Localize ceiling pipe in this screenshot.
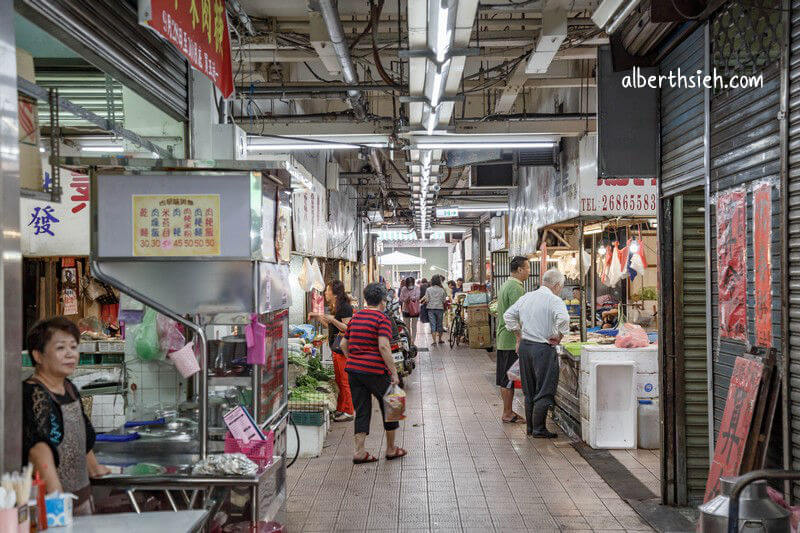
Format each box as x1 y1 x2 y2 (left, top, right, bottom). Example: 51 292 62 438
236 84 393 94
478 0 542 10
227 0 257 35
315 0 368 120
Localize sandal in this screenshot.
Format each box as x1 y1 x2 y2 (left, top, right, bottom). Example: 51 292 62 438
385 447 408 460
353 453 379 464
502 414 524 424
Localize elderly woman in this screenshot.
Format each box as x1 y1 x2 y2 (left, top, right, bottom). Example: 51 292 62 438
23 317 109 515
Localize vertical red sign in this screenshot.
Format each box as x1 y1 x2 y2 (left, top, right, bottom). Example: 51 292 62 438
141 0 234 98
704 356 764 502
716 188 747 341
753 183 772 348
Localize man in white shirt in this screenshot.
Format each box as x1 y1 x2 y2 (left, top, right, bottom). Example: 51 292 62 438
503 268 571 437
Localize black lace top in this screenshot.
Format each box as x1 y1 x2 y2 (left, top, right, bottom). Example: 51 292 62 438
22 379 96 467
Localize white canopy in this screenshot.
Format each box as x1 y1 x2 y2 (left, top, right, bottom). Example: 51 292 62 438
377 251 427 266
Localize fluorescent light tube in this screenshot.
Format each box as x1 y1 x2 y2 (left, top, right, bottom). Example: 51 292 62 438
416 141 555 150
81 146 124 152
247 143 360 151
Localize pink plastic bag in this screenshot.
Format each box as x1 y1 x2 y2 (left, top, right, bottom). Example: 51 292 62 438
157 314 186 354
614 323 650 349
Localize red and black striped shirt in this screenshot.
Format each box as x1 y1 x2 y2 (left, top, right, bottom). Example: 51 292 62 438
344 308 393 375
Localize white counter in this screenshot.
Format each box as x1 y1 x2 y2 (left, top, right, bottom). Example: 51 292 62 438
61 510 208 532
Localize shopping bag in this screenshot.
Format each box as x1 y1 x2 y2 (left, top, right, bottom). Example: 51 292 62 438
383 384 407 422
506 359 521 383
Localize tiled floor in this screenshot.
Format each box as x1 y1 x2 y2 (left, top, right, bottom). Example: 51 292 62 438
609 449 661 497
285 338 654 532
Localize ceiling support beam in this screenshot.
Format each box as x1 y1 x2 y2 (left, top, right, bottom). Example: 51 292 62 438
526 2 567 74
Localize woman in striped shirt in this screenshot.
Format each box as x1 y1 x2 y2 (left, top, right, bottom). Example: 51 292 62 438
340 282 408 464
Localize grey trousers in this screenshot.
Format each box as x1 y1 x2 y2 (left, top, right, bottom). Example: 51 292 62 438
518 340 560 434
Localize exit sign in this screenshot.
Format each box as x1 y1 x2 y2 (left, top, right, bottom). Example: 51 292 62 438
436 208 458 218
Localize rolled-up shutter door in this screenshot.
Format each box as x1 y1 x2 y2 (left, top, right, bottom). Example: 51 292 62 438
660 27 705 196
788 0 800 499
709 64 781 433
15 0 189 121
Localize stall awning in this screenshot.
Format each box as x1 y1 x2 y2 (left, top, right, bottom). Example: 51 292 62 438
377 251 427 266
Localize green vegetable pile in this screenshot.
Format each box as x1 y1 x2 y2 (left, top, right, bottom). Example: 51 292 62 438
288 353 309 367
307 356 334 381
289 385 320 402
295 374 320 389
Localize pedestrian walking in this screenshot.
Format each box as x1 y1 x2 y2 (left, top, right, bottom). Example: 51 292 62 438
421 275 447 345
340 283 408 463
495 256 530 424
419 278 430 333
398 277 420 342
503 269 570 438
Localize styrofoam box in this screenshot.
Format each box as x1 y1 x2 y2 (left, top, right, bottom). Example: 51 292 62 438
79 342 97 353
580 344 658 373
588 361 637 449
636 373 659 398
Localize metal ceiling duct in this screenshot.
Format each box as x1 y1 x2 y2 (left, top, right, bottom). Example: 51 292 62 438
315 0 367 120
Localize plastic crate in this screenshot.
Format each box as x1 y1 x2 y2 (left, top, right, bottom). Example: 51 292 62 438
79 354 95 365
79 342 97 353
290 410 326 427
224 431 274 468
21 352 33 367
98 353 124 365
97 341 125 353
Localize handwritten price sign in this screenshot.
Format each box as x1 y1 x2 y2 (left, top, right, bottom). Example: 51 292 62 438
132 194 221 256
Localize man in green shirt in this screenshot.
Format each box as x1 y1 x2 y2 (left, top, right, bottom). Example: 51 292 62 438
495 255 530 423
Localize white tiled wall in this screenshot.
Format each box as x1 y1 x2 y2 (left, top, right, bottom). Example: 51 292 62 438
125 348 185 417
91 394 126 432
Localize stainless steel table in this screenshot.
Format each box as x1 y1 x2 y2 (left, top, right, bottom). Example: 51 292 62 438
62 510 208 532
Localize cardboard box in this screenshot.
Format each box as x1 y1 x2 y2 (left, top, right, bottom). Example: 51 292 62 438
17 49 42 191
468 325 492 349
465 305 490 326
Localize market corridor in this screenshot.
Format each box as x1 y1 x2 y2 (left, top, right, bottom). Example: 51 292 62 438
285 340 654 532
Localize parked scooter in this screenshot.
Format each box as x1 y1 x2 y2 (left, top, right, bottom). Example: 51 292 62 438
384 297 417 387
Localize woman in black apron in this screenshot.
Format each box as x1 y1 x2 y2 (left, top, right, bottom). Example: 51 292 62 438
23 317 109 515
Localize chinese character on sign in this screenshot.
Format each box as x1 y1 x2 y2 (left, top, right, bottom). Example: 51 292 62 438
70 174 89 213
28 206 60 236
189 0 199 28
214 0 224 53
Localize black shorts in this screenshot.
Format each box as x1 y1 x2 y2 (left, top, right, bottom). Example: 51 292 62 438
496 349 518 387
347 371 401 435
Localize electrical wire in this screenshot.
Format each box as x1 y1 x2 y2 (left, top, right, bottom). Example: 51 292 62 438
370 0 405 89
303 62 335 83
287 416 300 468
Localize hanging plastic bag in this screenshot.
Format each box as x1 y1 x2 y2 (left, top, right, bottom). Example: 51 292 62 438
383 384 407 422
506 359 521 383
614 323 650 349
156 314 185 354
310 259 325 292
297 258 312 292
134 308 165 361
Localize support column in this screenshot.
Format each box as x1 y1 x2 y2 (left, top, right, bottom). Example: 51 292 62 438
1 0 22 471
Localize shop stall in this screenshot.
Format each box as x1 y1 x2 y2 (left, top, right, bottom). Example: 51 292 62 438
64 159 293 529
509 136 661 447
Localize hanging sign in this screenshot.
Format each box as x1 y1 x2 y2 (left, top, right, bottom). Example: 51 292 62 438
132 194 221 256
21 169 90 256
704 356 764 502
716 187 747 341
753 183 772 348
139 0 235 98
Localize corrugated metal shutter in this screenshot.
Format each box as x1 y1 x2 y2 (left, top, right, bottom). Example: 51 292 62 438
660 28 705 196
517 147 557 166
490 251 540 298
788 0 800 497
675 191 710 506
709 64 781 433
16 0 189 121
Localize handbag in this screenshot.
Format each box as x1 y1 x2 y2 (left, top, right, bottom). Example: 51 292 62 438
404 298 420 317
331 332 344 354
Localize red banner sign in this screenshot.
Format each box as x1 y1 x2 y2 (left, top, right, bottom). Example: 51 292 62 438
704 356 763 502
753 183 772 348
716 188 747 341
141 0 234 98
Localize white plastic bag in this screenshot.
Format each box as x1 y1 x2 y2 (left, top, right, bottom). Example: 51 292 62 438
297 258 312 292
310 259 325 292
506 359 521 384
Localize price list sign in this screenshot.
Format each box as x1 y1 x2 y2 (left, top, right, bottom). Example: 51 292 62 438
132 194 221 256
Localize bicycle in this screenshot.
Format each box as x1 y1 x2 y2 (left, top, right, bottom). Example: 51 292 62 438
449 301 468 348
